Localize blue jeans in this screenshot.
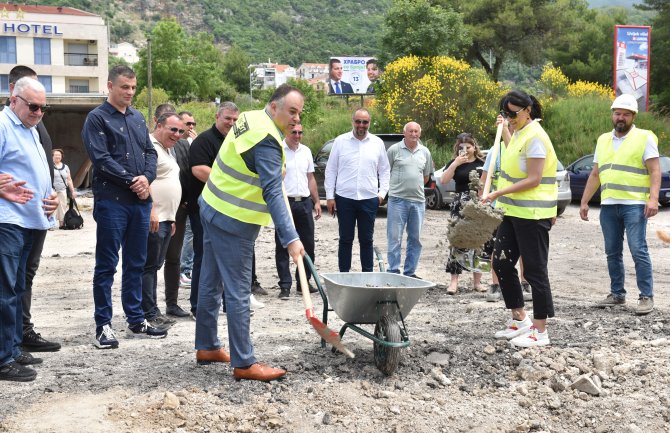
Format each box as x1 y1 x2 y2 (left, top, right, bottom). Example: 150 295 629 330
180 218 194 273
599 204 653 298
195 202 259 368
0 224 32 366
335 195 379 272
92 200 151 330
142 221 173 320
386 196 425 275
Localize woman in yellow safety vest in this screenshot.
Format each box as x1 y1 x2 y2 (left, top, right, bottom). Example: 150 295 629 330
483 90 558 348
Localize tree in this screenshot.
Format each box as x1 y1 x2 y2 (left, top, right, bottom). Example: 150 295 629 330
222 45 252 94
379 0 470 64
637 0 670 110
447 0 592 82
134 19 231 101
545 8 628 86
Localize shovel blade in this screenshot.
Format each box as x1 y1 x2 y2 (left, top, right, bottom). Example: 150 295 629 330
306 310 355 358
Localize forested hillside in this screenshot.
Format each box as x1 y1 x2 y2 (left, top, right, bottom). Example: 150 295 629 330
36 0 391 64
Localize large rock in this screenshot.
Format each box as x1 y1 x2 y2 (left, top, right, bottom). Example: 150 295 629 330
570 374 601 396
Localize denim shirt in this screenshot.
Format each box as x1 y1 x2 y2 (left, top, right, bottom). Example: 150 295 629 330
0 108 53 229
81 101 157 203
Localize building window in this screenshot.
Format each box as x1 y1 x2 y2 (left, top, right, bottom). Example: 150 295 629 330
0 36 17 63
38 76 52 93
34 38 51 65
69 79 89 93
0 74 8 92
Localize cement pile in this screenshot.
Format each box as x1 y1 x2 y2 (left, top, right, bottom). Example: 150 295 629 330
447 197 503 249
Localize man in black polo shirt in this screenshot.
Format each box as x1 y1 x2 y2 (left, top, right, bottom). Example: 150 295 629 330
187 102 238 316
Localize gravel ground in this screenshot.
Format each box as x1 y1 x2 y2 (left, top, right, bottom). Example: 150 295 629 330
1 199 670 433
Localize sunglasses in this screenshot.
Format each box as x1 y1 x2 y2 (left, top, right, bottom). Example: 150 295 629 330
186 122 196 127
16 95 49 113
168 127 186 134
354 119 370 125
290 130 303 135
456 132 473 140
500 107 526 119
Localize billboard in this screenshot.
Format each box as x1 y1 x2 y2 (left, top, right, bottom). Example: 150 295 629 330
614 25 651 112
327 57 381 95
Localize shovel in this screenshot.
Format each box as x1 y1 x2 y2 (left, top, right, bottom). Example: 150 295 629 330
282 188 354 358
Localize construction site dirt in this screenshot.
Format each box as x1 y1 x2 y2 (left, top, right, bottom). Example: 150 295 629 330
1 198 670 433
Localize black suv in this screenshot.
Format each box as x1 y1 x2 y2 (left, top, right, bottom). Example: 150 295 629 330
313 133 404 200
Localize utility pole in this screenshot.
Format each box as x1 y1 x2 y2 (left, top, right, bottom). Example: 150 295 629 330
147 36 153 127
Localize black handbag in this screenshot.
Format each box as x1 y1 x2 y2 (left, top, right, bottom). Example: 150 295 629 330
63 197 84 230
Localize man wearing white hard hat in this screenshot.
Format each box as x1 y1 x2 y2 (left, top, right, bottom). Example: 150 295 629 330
579 94 660 315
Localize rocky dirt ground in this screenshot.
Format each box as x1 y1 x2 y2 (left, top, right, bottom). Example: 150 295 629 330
1 198 670 433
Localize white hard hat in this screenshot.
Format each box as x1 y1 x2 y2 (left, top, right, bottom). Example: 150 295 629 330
611 94 638 113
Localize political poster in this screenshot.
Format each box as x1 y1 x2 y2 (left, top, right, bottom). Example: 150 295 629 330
614 25 651 112
326 57 381 95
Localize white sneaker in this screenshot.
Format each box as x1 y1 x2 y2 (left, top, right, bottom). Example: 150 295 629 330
250 294 265 309
510 326 550 348
494 316 532 339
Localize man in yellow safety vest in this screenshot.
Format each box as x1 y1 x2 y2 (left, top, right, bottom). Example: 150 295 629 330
580 93 660 315
194 84 305 381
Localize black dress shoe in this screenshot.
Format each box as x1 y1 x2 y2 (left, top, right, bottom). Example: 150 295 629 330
22 330 61 352
296 284 318 294
166 304 191 318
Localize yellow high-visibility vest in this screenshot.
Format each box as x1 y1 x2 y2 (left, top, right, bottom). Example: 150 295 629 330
202 109 284 226
595 127 656 202
496 121 558 219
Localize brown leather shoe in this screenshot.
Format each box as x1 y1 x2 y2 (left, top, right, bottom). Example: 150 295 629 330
196 348 231 365
233 363 286 382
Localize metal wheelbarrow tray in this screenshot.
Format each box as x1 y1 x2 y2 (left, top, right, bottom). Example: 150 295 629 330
315 269 435 375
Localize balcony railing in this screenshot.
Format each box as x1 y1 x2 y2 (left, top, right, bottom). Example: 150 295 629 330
69 85 90 93
64 53 98 66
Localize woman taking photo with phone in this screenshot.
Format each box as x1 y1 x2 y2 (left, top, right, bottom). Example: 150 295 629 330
441 133 486 295
483 90 557 348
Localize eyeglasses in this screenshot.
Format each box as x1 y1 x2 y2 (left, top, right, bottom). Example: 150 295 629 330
169 127 186 134
16 95 49 113
456 132 473 140
186 122 196 127
290 131 303 135
500 107 526 119
354 119 370 125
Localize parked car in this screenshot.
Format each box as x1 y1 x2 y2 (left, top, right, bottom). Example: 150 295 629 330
425 151 571 217
567 154 670 205
313 133 404 200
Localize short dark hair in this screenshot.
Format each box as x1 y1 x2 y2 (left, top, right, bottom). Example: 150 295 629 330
52 148 65 158
9 65 37 85
366 58 378 67
178 110 193 117
156 112 181 126
155 103 176 118
108 65 136 83
268 84 304 105
329 58 341 70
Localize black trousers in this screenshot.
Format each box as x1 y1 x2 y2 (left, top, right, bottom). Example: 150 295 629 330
275 197 315 290
492 216 554 320
164 205 188 307
22 229 47 334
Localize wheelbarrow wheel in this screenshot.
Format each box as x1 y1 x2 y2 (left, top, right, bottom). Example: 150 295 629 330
373 314 402 376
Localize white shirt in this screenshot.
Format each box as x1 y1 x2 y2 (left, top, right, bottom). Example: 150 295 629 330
283 140 314 198
324 130 391 200
150 134 181 222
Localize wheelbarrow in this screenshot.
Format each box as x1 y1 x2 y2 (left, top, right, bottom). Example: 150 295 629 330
305 250 435 376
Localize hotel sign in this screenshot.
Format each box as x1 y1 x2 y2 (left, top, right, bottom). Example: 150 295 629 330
0 7 63 36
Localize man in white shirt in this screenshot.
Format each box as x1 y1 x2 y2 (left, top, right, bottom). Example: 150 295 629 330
140 112 185 331
276 124 321 299
325 108 390 272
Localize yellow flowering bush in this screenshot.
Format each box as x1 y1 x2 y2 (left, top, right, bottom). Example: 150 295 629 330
540 63 570 97
378 55 506 145
567 80 613 99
